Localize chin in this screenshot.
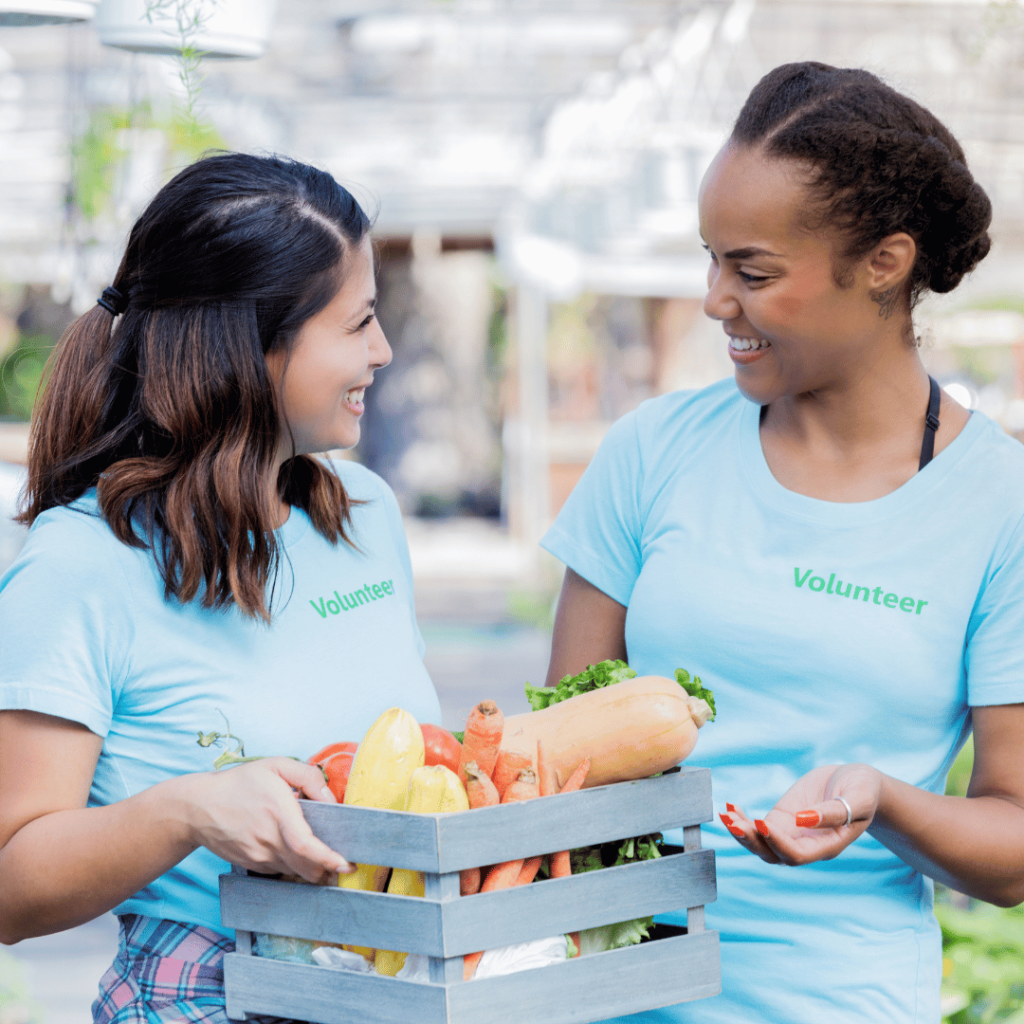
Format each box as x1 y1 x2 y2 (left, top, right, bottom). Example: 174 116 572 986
732 370 776 407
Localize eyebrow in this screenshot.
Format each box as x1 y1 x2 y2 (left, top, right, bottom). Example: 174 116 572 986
723 246 783 260
701 239 784 260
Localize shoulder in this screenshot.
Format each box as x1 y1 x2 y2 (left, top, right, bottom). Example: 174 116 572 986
613 377 746 473
327 458 394 504
628 376 745 436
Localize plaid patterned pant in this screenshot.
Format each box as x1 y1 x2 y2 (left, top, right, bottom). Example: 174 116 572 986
92 914 305 1024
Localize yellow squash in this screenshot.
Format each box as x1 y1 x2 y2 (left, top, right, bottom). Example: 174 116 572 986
339 707 425 960
374 765 469 977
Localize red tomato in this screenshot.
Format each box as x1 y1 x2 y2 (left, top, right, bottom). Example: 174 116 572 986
421 724 462 774
307 740 358 766
319 749 356 803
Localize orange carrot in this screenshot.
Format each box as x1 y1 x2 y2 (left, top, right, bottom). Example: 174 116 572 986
559 758 591 795
461 762 500 897
492 749 533 797
465 766 538 980
517 855 544 886
463 949 485 981
500 766 539 804
550 759 592 880
481 857 525 891
536 740 557 798
458 701 504 783
460 866 481 896
464 762 500 808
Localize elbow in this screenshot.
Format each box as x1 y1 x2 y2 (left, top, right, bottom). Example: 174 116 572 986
964 876 1024 909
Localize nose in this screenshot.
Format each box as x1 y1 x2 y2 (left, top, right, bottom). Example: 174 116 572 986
369 319 392 370
703 263 741 323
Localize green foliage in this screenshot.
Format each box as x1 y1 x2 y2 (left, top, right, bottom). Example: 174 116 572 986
939 900 1024 1022
72 107 131 220
70 102 226 226
0 333 56 419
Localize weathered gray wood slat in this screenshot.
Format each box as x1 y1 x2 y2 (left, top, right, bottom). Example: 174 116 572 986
220 849 715 954
300 767 712 872
223 931 720 1024
438 849 715 955
220 873 444 951
223 953 449 1024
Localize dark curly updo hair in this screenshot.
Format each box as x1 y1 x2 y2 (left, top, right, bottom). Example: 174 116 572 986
732 61 992 307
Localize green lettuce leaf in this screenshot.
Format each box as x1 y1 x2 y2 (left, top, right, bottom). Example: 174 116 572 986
675 668 716 722
524 659 636 711
524 659 716 722
571 834 662 954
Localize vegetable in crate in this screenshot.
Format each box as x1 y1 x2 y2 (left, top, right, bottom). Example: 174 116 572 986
421 723 463 774
503 662 715 789
339 707 426 960
375 765 469 977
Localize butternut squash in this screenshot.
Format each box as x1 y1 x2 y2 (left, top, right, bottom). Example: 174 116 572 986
500 675 709 790
339 707 425 960
374 765 469 977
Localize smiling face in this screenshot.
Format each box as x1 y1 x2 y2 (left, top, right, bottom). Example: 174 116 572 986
698 143 901 406
267 237 390 460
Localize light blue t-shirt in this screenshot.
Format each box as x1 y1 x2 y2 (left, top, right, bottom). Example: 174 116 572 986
541 378 1024 1024
0 460 442 937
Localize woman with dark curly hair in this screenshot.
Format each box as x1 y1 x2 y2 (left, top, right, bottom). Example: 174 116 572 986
0 153 442 1021
542 63 1024 1023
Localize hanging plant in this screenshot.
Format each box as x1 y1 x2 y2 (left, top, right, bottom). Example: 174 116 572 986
143 0 217 126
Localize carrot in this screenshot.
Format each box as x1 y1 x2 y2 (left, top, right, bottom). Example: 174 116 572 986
500 766 539 804
465 766 538 980
460 866 481 896
481 858 525 891
536 740 557 798
492 749 533 797
559 757 591 795
464 761 500 808
462 949 485 981
458 700 504 783
460 762 499 897
550 759 592 886
517 855 544 886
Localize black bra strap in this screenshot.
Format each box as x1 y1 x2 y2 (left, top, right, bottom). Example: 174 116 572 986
919 376 941 471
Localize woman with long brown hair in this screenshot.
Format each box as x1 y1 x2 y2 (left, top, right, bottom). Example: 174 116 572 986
0 153 442 1021
542 63 1024 1022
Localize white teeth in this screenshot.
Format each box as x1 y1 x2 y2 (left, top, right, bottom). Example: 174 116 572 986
729 337 770 351
345 388 365 403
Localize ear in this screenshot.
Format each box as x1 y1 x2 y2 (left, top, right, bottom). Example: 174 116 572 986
865 232 916 291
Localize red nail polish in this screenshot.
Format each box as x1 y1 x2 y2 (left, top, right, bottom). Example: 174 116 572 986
795 810 820 828
726 803 738 813
719 812 733 824
727 825 746 838
755 819 771 837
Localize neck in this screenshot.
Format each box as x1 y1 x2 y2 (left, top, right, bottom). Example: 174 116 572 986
764 348 931 455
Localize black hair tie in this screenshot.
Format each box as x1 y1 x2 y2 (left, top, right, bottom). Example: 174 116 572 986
96 286 128 316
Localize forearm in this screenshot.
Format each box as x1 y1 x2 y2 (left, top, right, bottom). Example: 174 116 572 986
869 773 1024 907
0 775 198 943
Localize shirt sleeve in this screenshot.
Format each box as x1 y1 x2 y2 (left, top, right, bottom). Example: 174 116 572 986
965 512 1024 707
0 509 135 736
541 408 646 607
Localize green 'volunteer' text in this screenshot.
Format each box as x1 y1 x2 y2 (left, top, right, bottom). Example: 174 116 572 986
794 568 928 615
310 579 395 618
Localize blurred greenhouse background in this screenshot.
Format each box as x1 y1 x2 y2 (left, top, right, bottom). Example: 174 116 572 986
2 1 1024 1022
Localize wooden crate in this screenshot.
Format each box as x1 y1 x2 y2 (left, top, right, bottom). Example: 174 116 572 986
221 765 719 1024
